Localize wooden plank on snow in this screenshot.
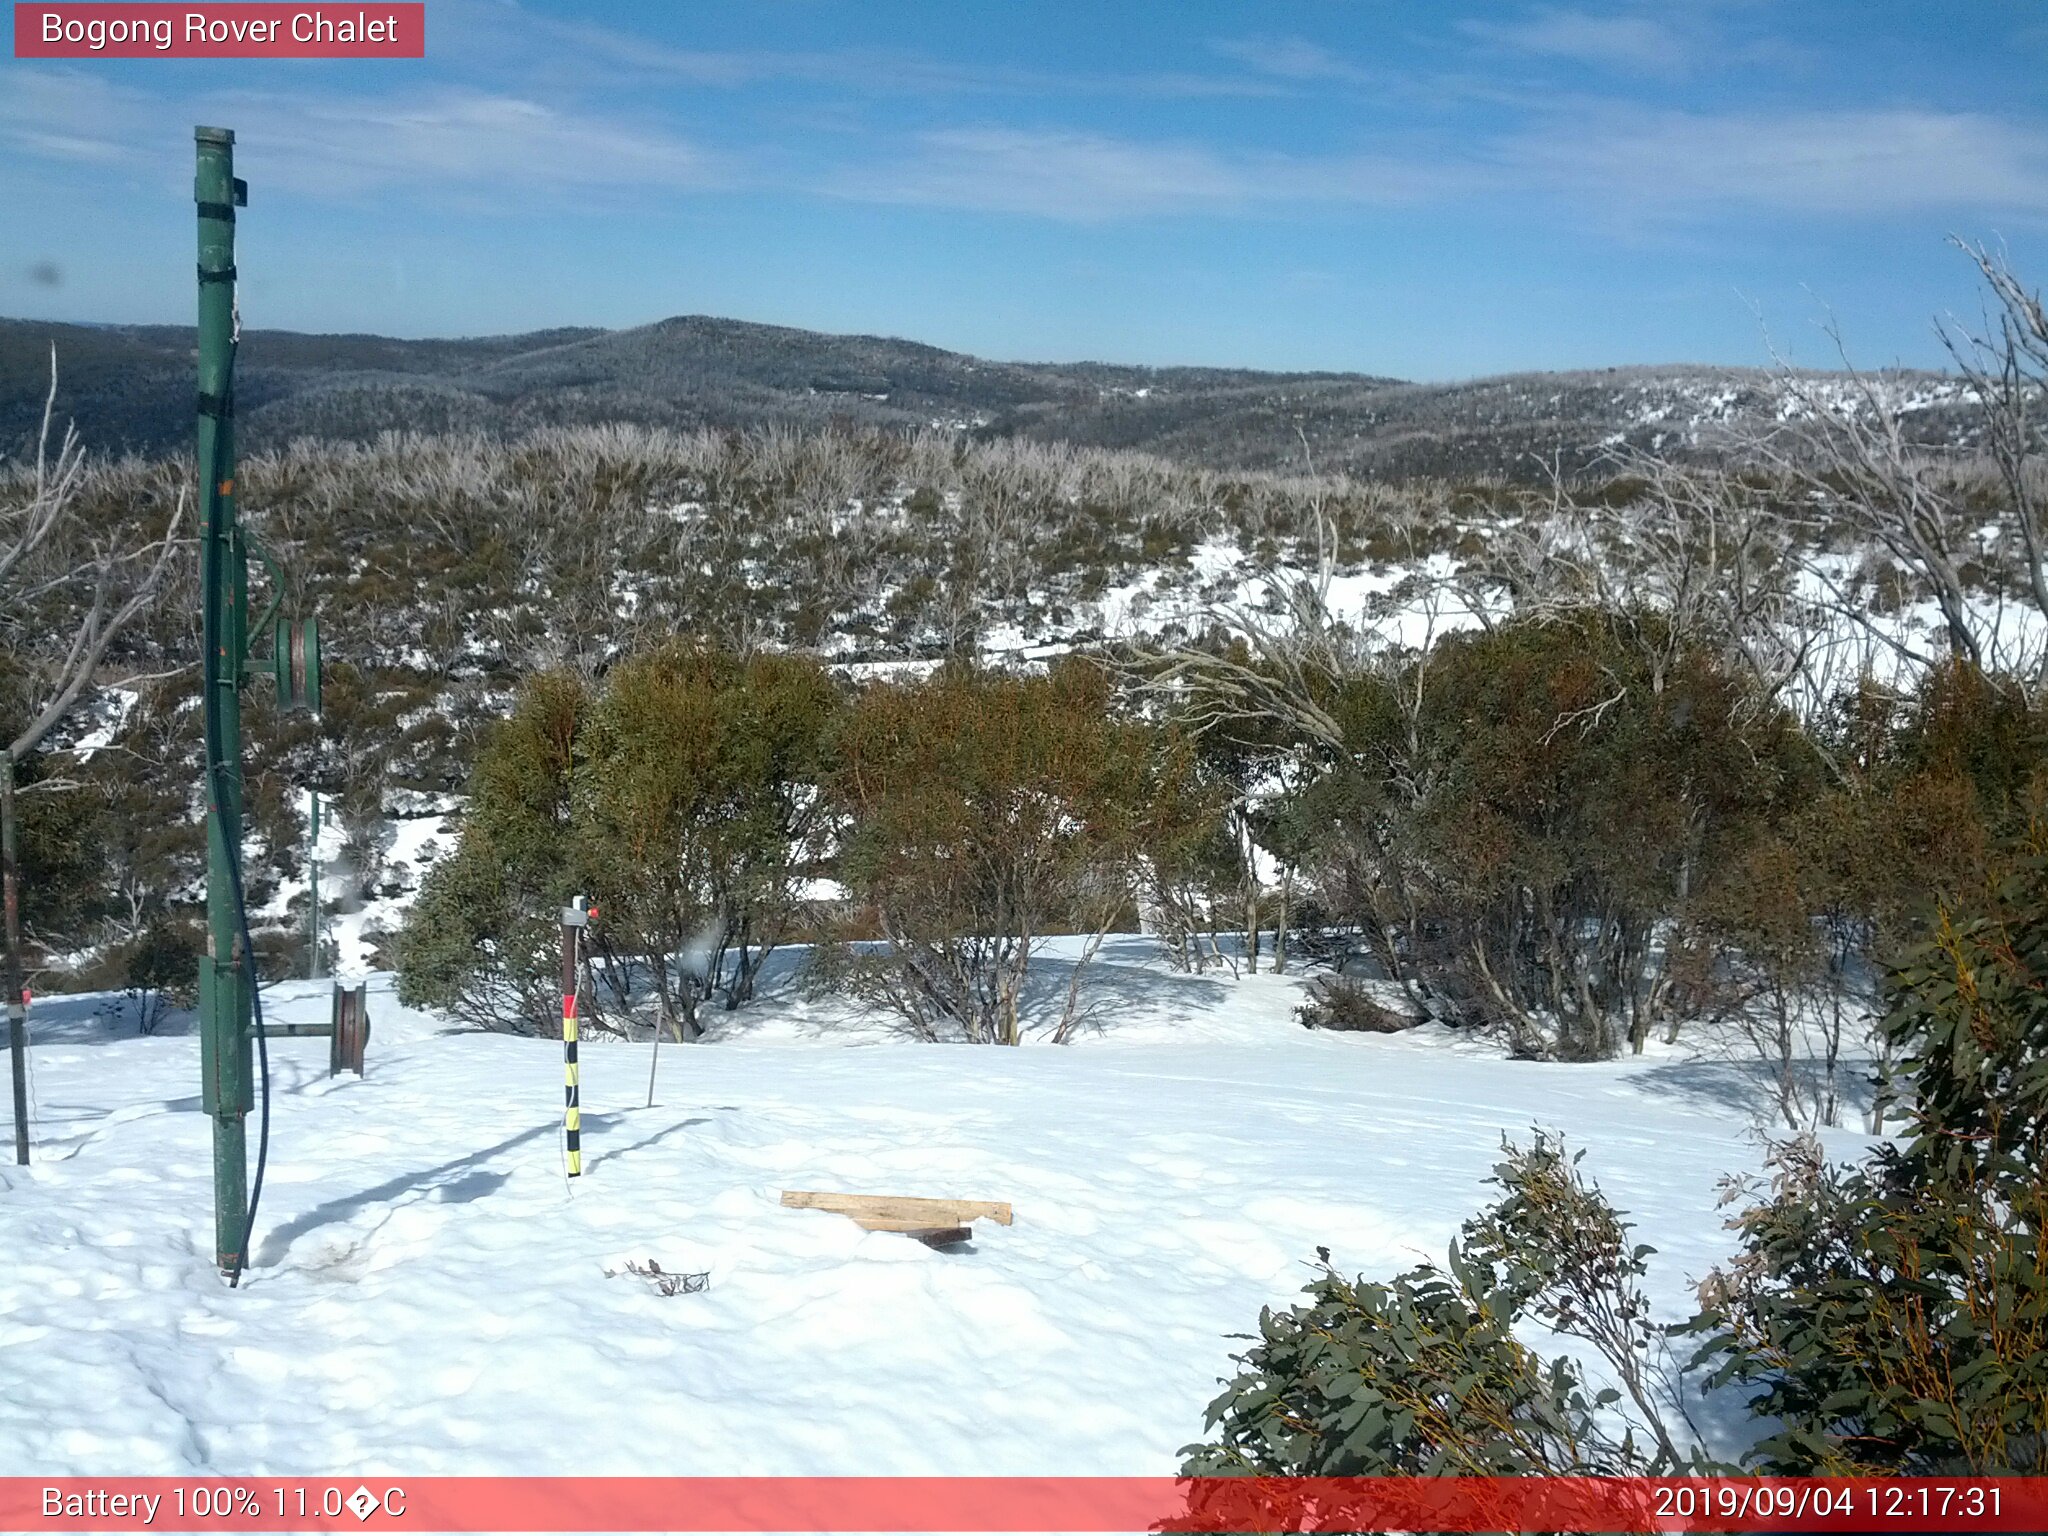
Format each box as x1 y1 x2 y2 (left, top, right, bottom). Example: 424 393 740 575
779 1190 1014 1229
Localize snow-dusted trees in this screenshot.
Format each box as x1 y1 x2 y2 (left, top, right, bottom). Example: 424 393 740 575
1478 452 1828 719
1722 244 2048 686
3 354 183 1154
1943 242 2048 684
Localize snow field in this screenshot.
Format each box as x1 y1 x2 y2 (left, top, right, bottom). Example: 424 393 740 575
0 942 1876 1476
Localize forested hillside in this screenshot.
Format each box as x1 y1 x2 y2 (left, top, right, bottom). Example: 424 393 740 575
0 312 1979 479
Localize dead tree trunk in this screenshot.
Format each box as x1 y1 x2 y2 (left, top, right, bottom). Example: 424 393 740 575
3 757 27 1165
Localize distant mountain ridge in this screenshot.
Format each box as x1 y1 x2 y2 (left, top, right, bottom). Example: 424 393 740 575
0 313 1972 479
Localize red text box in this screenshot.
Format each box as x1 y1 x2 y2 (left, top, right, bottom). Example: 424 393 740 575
2 1477 2046 1533
14 4 424 58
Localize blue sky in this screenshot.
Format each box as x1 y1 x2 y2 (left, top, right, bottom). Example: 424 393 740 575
3 1 2046 379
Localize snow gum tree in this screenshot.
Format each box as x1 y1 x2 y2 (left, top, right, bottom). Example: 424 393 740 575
398 650 842 1037
1688 836 2048 1473
1288 611 1818 1060
832 657 1196 1043
397 670 588 1033
1694 660 2048 1127
575 644 838 1038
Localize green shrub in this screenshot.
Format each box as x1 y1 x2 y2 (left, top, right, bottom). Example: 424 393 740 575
1687 841 2048 1474
395 671 586 1033
1186 1134 1699 1479
1291 610 1820 1060
576 644 840 1033
1294 975 1416 1033
397 648 842 1036
123 918 201 1035
1184 1259 1635 1479
833 657 1201 1042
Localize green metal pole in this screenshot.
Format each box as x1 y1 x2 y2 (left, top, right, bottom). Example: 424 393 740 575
195 125 251 1275
307 790 322 980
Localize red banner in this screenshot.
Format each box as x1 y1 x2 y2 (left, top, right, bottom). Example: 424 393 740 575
2 1477 2044 1533
13 4 424 58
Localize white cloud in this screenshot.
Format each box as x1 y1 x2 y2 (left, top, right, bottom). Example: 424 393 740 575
1207 36 1379 87
236 89 719 198
825 129 1481 221
0 68 722 206
826 107 2048 226
0 69 155 168
830 130 1254 219
6 63 2044 232
1505 107 2048 218
452 1 1285 101
1460 7 1690 74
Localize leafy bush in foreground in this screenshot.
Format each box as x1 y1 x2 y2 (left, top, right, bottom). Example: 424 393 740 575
1196 839 2048 1484
1688 844 2048 1473
1185 1134 1699 1480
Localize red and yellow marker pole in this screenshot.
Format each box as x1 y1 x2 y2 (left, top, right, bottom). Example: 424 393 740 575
562 998 580 1178
560 900 589 1177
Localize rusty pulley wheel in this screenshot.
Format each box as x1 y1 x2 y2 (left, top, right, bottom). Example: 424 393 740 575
329 982 369 1076
273 614 321 714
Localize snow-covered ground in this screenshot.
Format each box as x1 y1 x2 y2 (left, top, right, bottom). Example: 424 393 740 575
0 938 1878 1476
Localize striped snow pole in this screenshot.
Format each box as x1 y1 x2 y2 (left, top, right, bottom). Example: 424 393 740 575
560 899 590 1177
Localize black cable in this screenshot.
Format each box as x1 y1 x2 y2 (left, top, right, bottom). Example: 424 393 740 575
199 330 271 1289
228 807 271 1289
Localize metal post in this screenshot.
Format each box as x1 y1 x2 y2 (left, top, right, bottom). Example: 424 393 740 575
3 756 29 1166
561 899 587 1177
195 125 253 1272
645 1003 663 1109
307 790 322 980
